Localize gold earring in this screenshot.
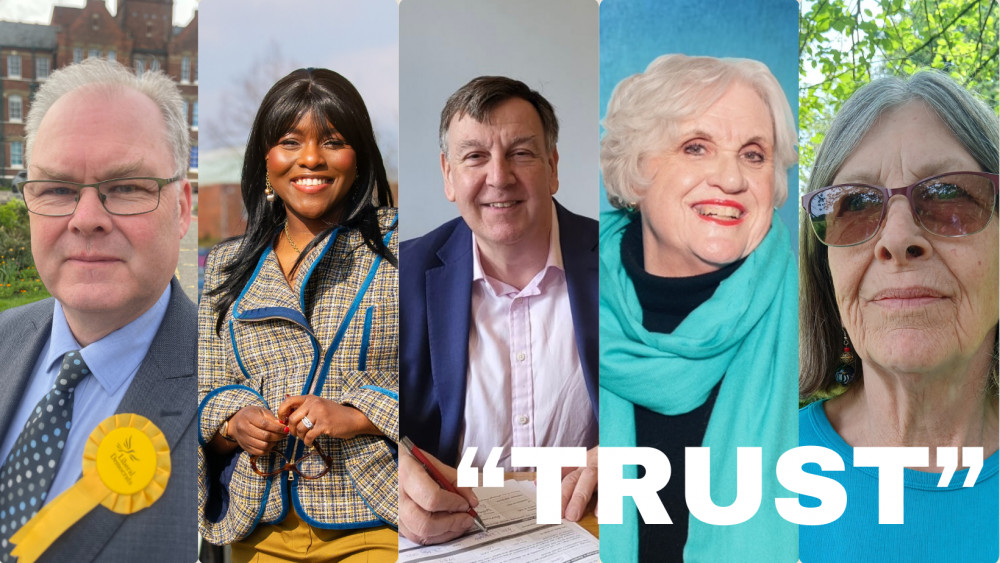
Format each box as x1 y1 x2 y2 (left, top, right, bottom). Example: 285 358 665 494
265 174 276 203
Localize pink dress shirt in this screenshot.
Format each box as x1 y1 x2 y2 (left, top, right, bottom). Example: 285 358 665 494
459 207 598 470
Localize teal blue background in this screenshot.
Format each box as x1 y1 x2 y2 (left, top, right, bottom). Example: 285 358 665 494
599 0 800 250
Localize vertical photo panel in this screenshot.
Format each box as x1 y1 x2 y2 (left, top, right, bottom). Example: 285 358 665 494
598 0 799 561
0 0 198 561
197 1 399 561
398 0 600 560
798 1 998 561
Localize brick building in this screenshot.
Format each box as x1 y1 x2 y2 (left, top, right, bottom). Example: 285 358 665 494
199 147 246 244
0 0 198 187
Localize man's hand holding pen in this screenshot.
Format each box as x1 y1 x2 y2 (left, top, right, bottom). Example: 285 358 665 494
399 437 484 545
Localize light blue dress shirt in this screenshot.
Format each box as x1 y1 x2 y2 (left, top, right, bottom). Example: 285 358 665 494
0 284 170 506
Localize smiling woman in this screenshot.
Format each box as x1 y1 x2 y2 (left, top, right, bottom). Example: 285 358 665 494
598 54 799 562
196 68 399 562
266 112 358 250
636 80 775 277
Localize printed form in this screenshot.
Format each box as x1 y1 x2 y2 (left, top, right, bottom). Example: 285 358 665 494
398 480 599 562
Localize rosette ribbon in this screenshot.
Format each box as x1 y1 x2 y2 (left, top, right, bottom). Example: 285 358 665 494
10 413 171 562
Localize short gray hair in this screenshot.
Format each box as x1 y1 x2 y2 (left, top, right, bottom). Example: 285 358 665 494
601 54 797 209
25 58 190 177
800 70 999 398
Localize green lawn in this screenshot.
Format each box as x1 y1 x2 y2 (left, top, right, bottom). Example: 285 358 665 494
0 290 50 312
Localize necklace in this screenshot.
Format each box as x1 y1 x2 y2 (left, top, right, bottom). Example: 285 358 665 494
283 221 302 254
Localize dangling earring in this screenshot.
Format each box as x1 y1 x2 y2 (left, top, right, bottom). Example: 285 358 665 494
835 329 856 385
265 174 276 203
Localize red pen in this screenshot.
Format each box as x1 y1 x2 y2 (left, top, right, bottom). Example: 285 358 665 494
400 436 488 533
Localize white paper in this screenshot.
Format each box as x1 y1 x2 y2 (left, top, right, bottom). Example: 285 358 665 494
398 480 599 563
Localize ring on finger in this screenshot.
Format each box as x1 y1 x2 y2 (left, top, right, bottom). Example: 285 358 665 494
302 416 314 430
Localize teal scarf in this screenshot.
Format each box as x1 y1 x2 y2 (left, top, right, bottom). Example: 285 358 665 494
599 209 799 563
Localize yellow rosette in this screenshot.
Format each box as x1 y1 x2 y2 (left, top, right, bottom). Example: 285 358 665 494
10 413 170 562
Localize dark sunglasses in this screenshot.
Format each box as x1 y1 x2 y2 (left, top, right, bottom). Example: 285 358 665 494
250 441 333 479
801 171 999 247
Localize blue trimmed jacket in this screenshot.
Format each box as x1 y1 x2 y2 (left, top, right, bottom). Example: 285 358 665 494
197 208 398 544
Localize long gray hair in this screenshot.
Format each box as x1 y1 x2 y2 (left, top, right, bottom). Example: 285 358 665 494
799 70 999 398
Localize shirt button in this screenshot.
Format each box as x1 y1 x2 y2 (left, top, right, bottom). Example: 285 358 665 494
516 352 526 362
516 415 529 425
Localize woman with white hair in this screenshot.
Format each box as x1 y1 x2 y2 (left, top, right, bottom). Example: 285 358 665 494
599 54 799 562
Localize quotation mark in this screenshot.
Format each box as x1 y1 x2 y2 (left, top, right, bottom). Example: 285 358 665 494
935 447 983 488
457 447 506 488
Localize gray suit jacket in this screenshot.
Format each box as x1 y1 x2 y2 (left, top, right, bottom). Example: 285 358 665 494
0 278 196 562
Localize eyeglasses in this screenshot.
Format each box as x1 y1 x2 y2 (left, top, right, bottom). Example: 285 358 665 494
802 171 999 247
250 442 333 479
20 176 180 216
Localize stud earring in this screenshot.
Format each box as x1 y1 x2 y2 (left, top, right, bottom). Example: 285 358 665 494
834 329 856 385
614 196 639 213
265 174 276 203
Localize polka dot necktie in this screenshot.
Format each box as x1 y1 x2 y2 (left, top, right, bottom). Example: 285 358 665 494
0 351 88 561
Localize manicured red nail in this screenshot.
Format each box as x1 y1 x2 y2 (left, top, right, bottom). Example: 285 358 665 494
285 394 291 398
284 427 289 433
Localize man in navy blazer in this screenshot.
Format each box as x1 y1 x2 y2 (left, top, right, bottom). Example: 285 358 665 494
399 76 598 545
0 59 195 562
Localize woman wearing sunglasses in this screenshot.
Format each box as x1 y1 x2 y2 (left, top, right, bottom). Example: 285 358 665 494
197 68 398 561
799 70 998 562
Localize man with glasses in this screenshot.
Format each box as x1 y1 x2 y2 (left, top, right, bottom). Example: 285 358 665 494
0 59 194 562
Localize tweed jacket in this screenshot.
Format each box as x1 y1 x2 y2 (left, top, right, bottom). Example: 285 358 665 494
197 208 398 544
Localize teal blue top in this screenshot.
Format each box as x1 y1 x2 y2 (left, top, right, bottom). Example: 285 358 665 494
599 209 799 562
799 400 999 562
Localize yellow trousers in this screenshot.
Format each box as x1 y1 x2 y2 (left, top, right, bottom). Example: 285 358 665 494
231 508 397 563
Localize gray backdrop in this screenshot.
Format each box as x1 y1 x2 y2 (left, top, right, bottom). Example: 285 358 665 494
399 0 599 240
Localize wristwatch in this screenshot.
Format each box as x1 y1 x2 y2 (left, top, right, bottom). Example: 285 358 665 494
220 418 238 442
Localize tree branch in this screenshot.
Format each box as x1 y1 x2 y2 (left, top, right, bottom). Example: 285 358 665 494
966 45 998 82
971 1 996 75
904 0 980 60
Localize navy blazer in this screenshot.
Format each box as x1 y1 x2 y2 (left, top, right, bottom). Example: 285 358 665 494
400 200 598 466
0 278 196 562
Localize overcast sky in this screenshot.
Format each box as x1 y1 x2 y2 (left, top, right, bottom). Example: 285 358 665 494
199 0 398 160
0 0 198 26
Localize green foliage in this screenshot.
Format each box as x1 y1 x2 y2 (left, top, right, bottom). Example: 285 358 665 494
0 198 28 237
800 0 998 190
0 261 48 301
0 199 47 307
0 199 31 273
